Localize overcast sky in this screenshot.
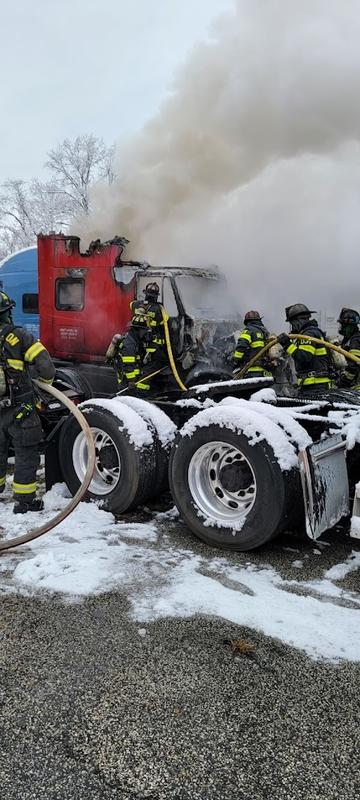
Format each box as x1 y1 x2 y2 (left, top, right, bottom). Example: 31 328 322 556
0 0 233 182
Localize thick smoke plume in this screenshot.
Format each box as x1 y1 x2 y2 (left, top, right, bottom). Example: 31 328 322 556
75 0 360 329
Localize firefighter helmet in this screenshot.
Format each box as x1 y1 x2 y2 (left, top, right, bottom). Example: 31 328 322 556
244 310 262 323
0 291 16 316
285 303 315 322
338 307 360 326
143 282 160 301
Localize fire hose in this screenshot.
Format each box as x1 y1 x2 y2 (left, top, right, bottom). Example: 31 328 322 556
0 380 96 552
233 334 360 379
161 307 188 392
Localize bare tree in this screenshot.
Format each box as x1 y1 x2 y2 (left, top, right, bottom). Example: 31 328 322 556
0 178 74 260
46 134 116 214
0 134 116 259
0 180 36 258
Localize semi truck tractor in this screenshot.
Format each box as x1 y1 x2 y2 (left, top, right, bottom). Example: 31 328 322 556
28 233 360 551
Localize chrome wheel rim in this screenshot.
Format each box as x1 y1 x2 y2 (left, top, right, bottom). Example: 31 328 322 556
188 441 256 526
72 427 121 495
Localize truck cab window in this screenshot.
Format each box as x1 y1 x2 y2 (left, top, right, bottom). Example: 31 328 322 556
22 293 39 314
55 278 84 311
162 278 179 318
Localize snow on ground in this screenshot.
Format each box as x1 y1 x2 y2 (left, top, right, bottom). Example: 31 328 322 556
0 483 359 663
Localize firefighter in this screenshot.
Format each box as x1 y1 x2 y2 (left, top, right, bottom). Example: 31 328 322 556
337 307 360 388
232 311 272 378
0 291 55 513
141 282 168 368
118 312 150 393
277 304 331 392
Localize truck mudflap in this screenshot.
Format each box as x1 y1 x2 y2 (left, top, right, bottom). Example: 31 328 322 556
299 434 349 541
350 484 360 540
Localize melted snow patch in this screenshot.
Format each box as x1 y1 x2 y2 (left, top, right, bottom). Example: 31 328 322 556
0 488 359 662
324 550 360 580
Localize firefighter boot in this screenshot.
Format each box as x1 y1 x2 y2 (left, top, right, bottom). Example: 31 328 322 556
13 498 44 514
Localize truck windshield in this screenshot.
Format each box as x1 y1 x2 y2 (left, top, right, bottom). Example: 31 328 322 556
176 275 239 321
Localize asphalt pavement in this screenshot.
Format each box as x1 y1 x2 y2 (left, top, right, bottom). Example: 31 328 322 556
0 515 359 800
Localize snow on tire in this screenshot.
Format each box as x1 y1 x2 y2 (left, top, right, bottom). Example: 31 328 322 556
112 395 177 496
169 404 302 551
59 400 157 513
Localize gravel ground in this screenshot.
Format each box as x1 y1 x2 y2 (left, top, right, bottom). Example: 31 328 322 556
0 514 359 800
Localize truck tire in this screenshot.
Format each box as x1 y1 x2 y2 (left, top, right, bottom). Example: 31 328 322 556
59 405 157 513
55 366 93 400
113 397 176 496
169 424 298 551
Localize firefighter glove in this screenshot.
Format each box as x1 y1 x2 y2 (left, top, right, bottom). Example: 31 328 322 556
15 402 35 422
277 332 291 350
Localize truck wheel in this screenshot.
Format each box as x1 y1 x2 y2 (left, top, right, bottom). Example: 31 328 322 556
59 405 157 513
169 424 294 551
113 396 177 496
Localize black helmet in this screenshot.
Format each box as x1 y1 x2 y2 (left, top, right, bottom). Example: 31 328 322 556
338 307 360 326
0 290 16 316
143 282 160 301
244 310 262 323
285 303 315 322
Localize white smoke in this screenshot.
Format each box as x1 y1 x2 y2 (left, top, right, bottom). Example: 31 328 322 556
75 0 360 330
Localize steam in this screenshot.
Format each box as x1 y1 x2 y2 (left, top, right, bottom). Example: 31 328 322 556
75 0 360 329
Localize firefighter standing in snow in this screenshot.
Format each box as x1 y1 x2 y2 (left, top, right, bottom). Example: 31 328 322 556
278 304 331 392
232 311 271 378
0 291 55 513
337 307 360 388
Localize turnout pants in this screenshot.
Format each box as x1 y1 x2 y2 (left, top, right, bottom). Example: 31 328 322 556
0 406 43 502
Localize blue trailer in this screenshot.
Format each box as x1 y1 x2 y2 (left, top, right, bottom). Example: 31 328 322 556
0 246 39 336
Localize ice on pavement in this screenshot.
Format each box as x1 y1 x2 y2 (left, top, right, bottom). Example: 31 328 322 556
0 483 359 663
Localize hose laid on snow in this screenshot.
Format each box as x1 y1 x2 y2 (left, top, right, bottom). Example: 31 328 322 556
234 334 360 379
0 380 96 552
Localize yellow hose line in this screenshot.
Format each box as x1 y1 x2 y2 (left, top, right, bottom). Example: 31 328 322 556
0 380 96 552
234 334 360 379
288 334 360 364
233 339 276 379
161 306 188 392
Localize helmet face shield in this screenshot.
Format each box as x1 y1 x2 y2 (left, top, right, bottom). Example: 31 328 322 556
338 307 360 326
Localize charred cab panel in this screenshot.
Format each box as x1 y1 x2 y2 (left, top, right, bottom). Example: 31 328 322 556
38 234 136 363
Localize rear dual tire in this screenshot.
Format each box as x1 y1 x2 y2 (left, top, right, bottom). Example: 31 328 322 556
169 424 300 550
59 405 157 513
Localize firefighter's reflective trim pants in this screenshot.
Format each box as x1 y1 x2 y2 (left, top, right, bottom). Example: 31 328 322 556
0 406 42 502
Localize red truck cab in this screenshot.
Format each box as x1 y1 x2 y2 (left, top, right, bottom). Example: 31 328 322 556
38 233 136 363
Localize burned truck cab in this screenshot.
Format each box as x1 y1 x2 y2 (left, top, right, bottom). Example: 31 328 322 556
38 233 238 396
